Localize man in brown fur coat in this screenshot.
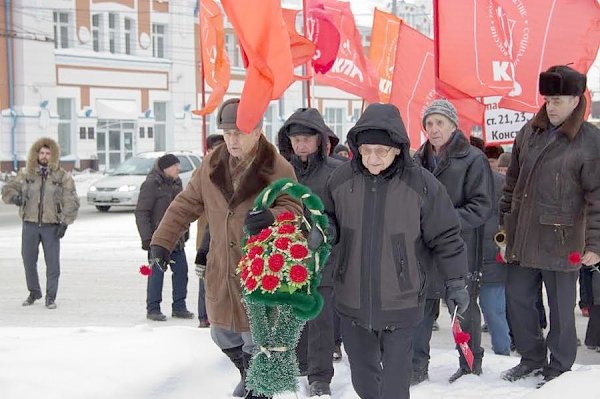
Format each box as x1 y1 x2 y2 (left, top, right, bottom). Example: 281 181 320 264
150 99 301 399
1 137 79 309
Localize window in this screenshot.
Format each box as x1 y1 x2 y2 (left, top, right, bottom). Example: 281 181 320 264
152 24 166 58
176 156 193 173
87 127 95 139
92 14 102 52
139 126 145 138
189 155 201 168
108 13 119 54
225 32 242 67
124 18 134 55
153 102 166 150
57 98 73 155
147 127 154 138
324 107 344 137
53 12 70 49
79 127 87 139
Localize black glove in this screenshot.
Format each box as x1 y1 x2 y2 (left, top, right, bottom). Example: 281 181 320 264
195 249 208 266
445 278 470 316
10 194 23 206
56 224 68 239
141 239 151 251
149 245 171 272
244 209 275 236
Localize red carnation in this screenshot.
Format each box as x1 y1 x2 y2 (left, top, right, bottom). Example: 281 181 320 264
278 224 296 235
241 267 250 281
290 244 309 259
248 245 264 259
496 252 505 264
247 235 258 245
568 251 582 265
290 264 309 283
256 228 273 242
139 264 153 276
268 253 285 272
250 258 265 276
274 237 291 251
276 211 296 222
245 277 257 291
454 331 471 345
261 274 280 291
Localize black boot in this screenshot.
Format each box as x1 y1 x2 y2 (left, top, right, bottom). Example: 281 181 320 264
222 345 247 397
245 390 271 399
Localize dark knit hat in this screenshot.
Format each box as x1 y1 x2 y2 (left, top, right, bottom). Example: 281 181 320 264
334 144 349 154
158 154 179 171
497 152 511 168
539 65 587 97
287 124 319 137
217 98 263 130
422 99 459 128
356 129 400 149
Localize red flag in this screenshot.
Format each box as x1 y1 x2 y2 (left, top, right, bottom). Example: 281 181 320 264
452 316 474 371
306 6 340 74
193 0 231 116
368 9 402 103
282 9 316 68
497 0 600 112
390 23 484 149
308 0 379 103
435 0 516 97
221 0 295 133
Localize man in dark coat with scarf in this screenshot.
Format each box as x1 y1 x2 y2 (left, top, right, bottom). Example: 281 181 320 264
500 65 600 385
135 154 194 322
323 103 470 399
276 107 344 397
412 99 493 384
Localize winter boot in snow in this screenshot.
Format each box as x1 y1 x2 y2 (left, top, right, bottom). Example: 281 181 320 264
309 381 331 396
410 369 429 386
449 356 482 383
245 390 271 399
222 345 250 397
501 363 543 382
22 292 42 306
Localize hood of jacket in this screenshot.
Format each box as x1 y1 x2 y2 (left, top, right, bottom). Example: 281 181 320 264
346 103 413 175
26 137 60 174
277 108 333 161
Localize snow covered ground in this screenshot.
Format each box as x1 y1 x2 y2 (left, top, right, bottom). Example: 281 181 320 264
0 175 599 398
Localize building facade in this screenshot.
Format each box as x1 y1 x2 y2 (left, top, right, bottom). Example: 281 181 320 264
0 0 362 172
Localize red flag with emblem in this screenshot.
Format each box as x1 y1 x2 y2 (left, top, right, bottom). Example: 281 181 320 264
221 0 295 133
308 0 379 103
305 5 340 74
368 9 402 104
193 0 230 116
282 9 317 68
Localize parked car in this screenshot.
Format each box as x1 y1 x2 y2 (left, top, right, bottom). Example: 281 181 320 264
87 151 201 212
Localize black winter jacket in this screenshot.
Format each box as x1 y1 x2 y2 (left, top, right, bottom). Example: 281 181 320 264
277 108 344 286
135 165 186 252
324 103 468 330
414 131 493 297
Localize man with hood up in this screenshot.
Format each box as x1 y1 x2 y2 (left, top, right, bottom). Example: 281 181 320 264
323 103 469 399
276 107 344 397
2 137 79 309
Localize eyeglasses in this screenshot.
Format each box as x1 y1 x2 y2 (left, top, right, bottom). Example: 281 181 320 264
358 146 395 158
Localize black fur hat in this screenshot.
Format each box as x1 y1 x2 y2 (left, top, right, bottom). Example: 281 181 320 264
539 65 586 97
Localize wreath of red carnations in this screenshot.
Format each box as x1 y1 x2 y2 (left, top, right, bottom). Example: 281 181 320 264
237 211 312 295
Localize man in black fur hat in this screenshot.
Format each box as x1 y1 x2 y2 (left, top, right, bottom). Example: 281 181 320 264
500 65 600 385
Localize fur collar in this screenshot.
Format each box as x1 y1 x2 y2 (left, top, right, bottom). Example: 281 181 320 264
531 95 586 140
209 135 276 208
26 137 60 174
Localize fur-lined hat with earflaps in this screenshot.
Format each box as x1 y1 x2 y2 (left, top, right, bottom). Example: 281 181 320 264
26 137 61 174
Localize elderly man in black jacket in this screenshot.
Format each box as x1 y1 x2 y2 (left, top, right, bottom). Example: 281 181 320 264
135 154 194 321
276 107 344 397
412 99 494 384
324 103 469 399
500 65 600 385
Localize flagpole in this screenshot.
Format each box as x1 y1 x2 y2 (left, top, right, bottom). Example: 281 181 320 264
303 0 312 108
197 1 208 155
433 0 440 92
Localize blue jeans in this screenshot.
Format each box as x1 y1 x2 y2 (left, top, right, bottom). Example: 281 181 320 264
146 249 189 314
479 283 511 355
198 279 208 321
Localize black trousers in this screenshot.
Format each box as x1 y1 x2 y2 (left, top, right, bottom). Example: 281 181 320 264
506 264 578 374
341 316 413 399
412 298 439 372
296 286 335 384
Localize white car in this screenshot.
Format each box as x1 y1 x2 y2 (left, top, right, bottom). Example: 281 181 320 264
87 151 201 212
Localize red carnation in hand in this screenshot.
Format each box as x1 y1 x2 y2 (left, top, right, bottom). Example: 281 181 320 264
289 264 309 283
278 224 296 235
256 228 273 242
241 267 250 281
290 244 309 259
274 237 291 251
268 253 285 272
454 331 471 345
247 235 258 245
248 245 264 259
245 277 257 291
250 258 265 276
276 211 296 223
139 265 153 276
568 251 582 265
261 274 280 292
